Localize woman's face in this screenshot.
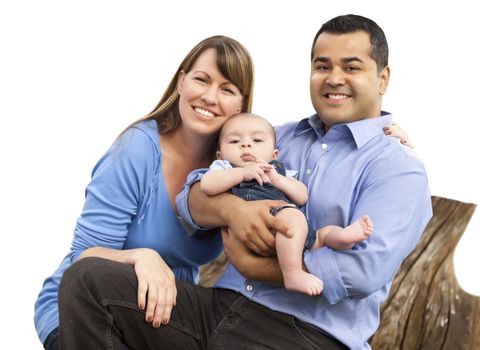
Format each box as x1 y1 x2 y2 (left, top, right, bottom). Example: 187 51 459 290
177 48 244 137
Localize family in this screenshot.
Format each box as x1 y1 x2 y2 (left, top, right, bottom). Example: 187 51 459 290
34 14 432 350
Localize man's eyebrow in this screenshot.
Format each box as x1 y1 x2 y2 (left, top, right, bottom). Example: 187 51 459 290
313 57 330 64
312 56 365 64
342 56 364 64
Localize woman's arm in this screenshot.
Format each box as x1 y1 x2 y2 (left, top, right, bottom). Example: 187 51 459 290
78 247 176 328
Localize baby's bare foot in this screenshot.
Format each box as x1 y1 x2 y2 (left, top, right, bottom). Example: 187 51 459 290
283 271 323 296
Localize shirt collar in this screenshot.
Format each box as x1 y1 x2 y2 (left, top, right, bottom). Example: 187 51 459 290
294 114 325 137
345 111 392 149
294 112 393 149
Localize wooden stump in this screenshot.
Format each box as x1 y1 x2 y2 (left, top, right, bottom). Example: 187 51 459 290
199 196 479 349
370 196 479 350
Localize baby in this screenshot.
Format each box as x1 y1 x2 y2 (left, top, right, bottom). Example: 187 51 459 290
201 113 373 295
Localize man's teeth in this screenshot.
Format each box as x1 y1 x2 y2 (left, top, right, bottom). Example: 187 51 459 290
328 94 349 100
194 107 214 117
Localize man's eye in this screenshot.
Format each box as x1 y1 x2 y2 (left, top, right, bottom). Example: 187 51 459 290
345 66 360 72
315 65 329 71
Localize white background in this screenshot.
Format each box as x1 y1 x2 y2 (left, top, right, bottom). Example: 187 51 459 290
1 1 479 348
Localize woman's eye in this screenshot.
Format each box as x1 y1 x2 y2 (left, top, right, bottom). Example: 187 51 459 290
194 77 207 83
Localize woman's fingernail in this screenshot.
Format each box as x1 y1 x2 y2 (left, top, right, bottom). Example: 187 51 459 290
163 318 169 325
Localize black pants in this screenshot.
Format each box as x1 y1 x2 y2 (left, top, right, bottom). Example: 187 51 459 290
59 257 347 350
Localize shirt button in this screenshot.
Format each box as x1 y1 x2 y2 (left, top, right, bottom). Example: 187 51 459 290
322 143 328 150
306 169 312 175
246 284 253 291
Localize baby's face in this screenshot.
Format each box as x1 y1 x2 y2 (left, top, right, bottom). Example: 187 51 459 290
217 116 277 167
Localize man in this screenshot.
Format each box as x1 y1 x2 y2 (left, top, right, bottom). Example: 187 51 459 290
180 14 432 349
60 15 432 350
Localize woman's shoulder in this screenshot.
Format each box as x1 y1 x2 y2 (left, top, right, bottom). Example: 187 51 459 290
114 120 160 157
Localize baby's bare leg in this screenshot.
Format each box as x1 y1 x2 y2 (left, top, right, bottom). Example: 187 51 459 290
312 215 373 251
275 208 323 296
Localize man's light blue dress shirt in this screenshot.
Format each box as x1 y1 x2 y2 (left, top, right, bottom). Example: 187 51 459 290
176 114 432 350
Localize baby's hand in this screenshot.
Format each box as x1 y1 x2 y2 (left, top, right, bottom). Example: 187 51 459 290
242 162 273 186
263 163 281 185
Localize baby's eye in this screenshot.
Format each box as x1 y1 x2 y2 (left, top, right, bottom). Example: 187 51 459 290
254 139 264 143
229 140 240 144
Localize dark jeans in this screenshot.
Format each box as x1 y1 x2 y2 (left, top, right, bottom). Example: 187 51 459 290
44 328 58 350
44 327 131 350
59 257 347 350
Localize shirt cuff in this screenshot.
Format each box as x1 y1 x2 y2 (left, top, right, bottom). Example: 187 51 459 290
175 168 209 234
304 247 348 304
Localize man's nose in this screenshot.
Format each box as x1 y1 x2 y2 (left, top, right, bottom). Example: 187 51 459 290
326 67 346 86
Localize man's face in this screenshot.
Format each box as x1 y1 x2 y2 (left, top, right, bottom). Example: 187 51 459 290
310 31 390 130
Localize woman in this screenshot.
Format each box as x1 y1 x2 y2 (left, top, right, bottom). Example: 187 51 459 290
34 35 254 350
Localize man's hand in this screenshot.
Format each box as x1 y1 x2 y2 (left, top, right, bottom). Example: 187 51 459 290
221 227 284 285
225 199 293 256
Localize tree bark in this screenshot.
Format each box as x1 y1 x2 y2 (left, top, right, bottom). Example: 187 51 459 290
370 196 479 350
199 196 479 349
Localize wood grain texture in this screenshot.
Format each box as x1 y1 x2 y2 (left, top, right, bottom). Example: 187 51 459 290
370 196 478 350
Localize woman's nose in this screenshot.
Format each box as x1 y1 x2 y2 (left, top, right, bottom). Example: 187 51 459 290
201 86 218 105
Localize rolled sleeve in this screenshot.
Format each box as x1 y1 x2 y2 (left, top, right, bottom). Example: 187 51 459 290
304 247 348 304
175 168 208 232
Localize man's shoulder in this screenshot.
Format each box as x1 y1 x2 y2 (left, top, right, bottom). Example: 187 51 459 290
365 136 428 179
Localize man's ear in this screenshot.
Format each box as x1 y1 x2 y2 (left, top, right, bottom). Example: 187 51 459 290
379 65 390 96
177 70 186 94
272 149 279 159
216 150 222 160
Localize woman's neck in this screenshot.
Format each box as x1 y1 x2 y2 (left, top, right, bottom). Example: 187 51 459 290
160 126 217 168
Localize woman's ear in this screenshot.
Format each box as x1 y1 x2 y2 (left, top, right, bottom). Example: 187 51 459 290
177 70 186 94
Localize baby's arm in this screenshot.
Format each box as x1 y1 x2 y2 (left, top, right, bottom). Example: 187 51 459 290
267 169 308 206
201 162 273 196
201 168 249 196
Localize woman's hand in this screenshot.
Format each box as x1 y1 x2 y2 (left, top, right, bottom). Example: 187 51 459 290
132 248 177 328
384 124 414 148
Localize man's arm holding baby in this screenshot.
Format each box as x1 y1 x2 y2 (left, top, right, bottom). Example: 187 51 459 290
188 181 290 256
